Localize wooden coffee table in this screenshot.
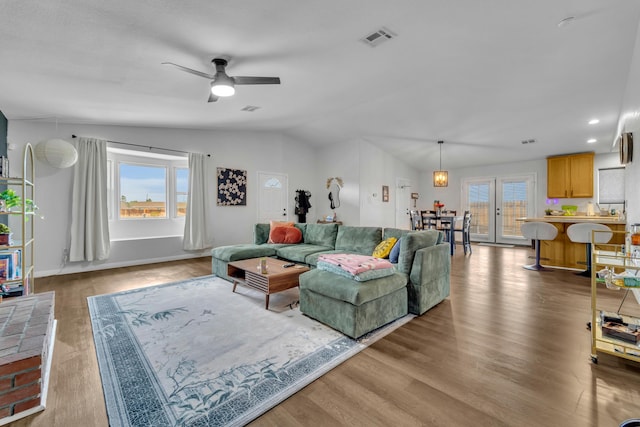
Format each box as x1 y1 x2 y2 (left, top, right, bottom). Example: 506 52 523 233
227 257 309 309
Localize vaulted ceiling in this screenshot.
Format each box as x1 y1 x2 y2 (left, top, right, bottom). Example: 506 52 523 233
1 0 639 170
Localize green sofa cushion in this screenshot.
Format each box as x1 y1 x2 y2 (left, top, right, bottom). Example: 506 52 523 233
303 223 338 247
299 268 408 306
383 227 411 241
335 226 382 254
211 244 276 262
276 244 333 263
396 230 441 275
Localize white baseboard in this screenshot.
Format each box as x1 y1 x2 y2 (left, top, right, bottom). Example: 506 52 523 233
36 253 211 278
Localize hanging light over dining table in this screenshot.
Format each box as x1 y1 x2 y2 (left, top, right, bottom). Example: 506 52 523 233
433 140 448 187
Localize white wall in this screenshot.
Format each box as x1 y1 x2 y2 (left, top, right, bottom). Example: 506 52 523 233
8 121 317 276
314 140 360 225
358 140 420 228
314 139 421 228
620 17 640 227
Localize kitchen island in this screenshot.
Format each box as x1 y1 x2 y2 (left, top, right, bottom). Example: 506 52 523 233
518 216 626 269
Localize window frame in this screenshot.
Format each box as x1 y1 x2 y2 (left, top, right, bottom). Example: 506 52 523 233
106 147 189 241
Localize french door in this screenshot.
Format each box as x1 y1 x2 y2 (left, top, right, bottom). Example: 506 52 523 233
462 174 536 245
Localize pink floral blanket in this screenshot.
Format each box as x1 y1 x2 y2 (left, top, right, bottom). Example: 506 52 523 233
318 254 393 276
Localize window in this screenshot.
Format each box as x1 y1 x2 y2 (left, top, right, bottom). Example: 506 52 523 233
120 163 167 219
175 168 189 217
598 167 625 205
107 147 188 240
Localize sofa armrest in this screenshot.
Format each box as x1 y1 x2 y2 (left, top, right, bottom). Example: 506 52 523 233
407 242 450 315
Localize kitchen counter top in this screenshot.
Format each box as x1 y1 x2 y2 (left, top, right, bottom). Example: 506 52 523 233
518 216 626 225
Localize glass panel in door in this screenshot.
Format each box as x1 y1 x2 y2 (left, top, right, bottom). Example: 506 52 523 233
496 176 535 245
464 179 494 242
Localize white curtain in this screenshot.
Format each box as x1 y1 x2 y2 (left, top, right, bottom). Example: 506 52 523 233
69 137 110 261
183 153 213 250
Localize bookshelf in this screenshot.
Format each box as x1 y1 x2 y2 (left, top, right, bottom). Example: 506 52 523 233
0 144 35 297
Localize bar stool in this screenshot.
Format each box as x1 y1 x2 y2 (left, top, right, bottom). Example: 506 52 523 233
566 223 613 277
520 222 558 270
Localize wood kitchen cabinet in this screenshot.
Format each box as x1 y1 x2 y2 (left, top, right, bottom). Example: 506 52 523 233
547 152 594 198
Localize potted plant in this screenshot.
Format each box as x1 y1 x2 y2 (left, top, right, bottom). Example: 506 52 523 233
0 223 11 246
0 189 38 213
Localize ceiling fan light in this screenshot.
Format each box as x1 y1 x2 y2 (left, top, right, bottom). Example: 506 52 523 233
211 82 235 97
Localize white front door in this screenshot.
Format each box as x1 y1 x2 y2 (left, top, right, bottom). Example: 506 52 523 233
257 172 289 223
395 178 412 229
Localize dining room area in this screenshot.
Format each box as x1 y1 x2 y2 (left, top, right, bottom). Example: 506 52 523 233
410 202 472 256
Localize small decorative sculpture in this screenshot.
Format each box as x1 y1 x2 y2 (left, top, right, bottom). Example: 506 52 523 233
326 177 343 209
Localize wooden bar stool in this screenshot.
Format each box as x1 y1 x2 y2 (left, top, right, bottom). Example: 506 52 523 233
566 223 612 277
520 222 558 270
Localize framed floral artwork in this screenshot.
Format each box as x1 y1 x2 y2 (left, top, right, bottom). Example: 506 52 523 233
217 168 247 206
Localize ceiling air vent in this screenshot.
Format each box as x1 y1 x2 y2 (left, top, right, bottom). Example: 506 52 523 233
361 27 397 47
241 105 260 112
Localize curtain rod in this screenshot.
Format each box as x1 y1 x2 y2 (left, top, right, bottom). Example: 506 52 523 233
71 135 211 157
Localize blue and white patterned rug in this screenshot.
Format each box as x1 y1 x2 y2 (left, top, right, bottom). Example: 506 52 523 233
88 275 412 427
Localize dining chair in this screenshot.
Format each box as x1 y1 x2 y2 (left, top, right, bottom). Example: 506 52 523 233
453 211 472 255
437 210 457 240
409 210 423 230
421 210 437 229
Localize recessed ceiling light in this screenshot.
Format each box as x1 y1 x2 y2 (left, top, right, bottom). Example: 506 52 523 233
588 119 600 125
587 138 597 143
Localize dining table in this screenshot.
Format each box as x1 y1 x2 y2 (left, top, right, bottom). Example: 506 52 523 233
422 213 463 255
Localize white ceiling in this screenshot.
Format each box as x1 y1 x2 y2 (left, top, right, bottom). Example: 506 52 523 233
1 0 639 171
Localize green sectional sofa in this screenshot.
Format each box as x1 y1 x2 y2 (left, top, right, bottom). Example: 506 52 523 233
211 222 450 338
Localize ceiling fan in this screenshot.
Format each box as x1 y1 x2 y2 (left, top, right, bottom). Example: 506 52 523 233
162 58 281 102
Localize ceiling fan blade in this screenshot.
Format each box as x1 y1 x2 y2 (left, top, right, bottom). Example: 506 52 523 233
208 92 219 103
162 62 215 80
233 76 281 85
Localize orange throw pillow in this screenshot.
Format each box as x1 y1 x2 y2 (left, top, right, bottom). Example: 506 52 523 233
268 220 295 243
270 226 303 244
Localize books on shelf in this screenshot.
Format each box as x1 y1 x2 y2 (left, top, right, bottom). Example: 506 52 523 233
0 249 21 280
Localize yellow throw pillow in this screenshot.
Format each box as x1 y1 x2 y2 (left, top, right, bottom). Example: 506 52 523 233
372 237 398 259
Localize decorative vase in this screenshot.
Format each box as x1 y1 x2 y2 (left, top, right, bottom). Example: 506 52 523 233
0 233 11 246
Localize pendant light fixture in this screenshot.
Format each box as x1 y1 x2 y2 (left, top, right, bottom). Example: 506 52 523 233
433 140 448 187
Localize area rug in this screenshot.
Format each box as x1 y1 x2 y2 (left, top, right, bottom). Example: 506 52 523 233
88 275 412 427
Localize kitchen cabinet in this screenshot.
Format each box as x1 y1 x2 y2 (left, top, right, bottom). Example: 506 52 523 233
547 152 594 198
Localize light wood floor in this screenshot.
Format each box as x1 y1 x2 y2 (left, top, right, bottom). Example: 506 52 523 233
12 246 640 426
